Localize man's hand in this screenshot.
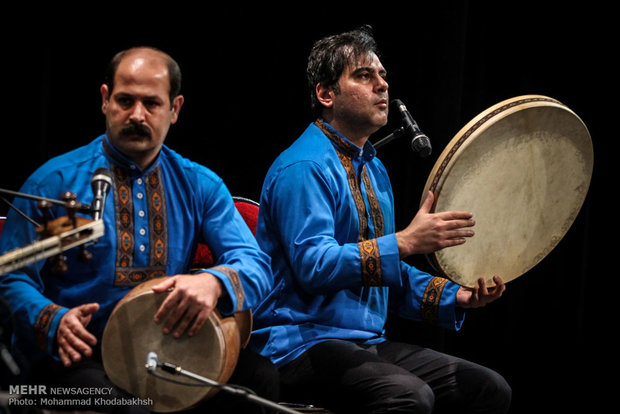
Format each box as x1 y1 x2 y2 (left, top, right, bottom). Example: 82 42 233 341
151 274 224 338
396 191 475 258
56 303 99 367
456 276 506 309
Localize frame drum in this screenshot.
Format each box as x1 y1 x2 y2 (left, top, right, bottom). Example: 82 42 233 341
102 278 249 412
423 95 593 287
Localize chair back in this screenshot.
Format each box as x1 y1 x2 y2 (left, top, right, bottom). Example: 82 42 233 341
192 197 259 268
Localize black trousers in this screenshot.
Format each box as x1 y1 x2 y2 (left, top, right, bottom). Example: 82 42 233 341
279 340 511 414
28 347 280 413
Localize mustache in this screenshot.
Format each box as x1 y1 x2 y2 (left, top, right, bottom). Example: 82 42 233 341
120 123 152 138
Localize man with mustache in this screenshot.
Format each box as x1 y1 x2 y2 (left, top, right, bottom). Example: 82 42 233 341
250 26 511 413
0 47 278 413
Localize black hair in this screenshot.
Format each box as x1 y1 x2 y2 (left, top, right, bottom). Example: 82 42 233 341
306 25 380 118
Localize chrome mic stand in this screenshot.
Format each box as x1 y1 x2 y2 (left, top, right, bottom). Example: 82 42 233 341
146 354 302 414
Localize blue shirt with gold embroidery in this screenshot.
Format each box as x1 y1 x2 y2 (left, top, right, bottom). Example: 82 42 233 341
250 121 464 367
0 135 273 362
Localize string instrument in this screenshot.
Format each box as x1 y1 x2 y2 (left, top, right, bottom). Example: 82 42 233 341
0 192 103 275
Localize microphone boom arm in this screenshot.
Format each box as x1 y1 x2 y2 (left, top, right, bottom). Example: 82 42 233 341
373 126 406 149
373 99 432 157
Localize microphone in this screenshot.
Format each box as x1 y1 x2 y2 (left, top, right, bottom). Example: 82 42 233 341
146 352 158 372
391 99 432 157
90 168 113 221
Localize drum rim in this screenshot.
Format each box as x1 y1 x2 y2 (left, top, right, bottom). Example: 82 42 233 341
422 94 579 200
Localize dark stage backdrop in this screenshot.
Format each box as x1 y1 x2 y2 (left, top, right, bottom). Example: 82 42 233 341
0 3 614 413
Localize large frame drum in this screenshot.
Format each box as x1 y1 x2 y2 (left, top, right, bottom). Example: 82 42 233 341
423 95 593 287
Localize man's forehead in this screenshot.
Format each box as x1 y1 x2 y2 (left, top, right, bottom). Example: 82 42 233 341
346 52 385 72
118 52 168 77
113 52 170 93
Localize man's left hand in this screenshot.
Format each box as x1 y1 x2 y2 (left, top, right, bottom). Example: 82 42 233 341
456 276 506 309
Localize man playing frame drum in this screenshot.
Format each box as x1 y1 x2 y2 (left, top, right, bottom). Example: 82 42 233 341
250 25 510 414
0 47 278 413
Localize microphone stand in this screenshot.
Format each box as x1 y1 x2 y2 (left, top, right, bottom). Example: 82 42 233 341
147 360 303 414
373 126 406 150
373 99 432 157
0 297 20 377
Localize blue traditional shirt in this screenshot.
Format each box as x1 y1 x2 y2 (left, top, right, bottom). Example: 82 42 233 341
0 135 273 363
250 121 464 367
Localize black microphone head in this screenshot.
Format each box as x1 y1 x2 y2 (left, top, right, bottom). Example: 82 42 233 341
411 134 432 158
91 168 113 191
90 168 113 221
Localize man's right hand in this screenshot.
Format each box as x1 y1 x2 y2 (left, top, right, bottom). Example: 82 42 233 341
395 191 475 258
56 303 99 367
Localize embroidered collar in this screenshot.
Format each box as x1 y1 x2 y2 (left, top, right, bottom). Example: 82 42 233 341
315 119 376 163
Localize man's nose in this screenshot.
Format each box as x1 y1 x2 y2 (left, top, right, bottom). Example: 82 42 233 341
129 102 147 123
375 74 388 92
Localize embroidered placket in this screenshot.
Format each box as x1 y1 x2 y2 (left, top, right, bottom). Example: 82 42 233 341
316 120 385 286
112 165 168 286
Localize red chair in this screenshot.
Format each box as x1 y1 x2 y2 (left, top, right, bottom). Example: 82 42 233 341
192 196 259 268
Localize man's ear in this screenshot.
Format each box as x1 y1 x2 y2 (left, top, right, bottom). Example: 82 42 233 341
100 84 110 114
315 83 334 109
170 95 184 124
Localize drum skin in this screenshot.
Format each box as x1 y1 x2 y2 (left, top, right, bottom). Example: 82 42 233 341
423 95 593 287
102 277 243 412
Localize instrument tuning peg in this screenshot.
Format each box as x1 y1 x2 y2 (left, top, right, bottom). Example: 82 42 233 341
36 200 52 235
61 192 79 227
50 255 68 274
78 247 93 262
60 191 77 201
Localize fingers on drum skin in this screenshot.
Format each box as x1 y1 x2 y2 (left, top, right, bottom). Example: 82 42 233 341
173 306 210 338
157 293 182 332
151 276 177 293
158 291 214 338
187 310 209 337
166 298 198 338
154 282 182 324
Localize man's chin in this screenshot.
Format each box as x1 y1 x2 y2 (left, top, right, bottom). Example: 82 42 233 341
116 140 154 157
120 132 150 142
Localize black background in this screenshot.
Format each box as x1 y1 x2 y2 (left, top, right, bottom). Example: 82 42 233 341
1 2 615 412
